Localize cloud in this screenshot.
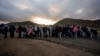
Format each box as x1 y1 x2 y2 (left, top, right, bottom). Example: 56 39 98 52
0 21 9 24
75 9 83 14
0 0 100 23
14 4 29 10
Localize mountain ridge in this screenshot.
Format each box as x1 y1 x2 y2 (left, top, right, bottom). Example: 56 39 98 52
54 18 100 28
7 18 100 28
7 21 38 26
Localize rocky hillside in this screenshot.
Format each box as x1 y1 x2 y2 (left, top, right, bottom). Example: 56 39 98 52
54 18 100 28
7 21 38 26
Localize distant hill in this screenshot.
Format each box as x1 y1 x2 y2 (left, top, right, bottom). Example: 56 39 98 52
7 18 100 28
54 18 100 28
7 21 38 26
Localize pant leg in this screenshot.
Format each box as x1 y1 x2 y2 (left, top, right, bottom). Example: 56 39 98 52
4 32 7 39
19 32 21 38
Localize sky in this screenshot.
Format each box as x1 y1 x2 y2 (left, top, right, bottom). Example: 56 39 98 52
0 0 100 24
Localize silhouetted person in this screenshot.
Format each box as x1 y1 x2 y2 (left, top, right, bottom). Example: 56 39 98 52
9 25 15 38
90 29 98 38
18 25 23 38
2 24 8 38
0 24 2 37
22 26 27 37
0 24 2 34
0 23 4 34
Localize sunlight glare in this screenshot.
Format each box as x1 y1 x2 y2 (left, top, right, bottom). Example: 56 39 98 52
31 17 55 25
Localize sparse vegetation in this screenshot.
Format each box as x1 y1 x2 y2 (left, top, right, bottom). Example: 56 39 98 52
55 18 100 28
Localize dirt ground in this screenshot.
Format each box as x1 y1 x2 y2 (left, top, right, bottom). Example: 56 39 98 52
0 37 100 56
42 37 100 55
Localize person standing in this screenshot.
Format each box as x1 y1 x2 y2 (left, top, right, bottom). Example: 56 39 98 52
18 25 23 38
22 26 27 37
90 29 98 38
2 24 8 39
27 26 33 37
73 25 79 38
9 25 15 38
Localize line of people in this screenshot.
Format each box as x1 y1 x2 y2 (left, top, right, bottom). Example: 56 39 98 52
0 23 98 39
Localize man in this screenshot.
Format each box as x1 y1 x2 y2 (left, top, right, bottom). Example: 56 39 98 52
2 24 8 38
9 25 15 38
0 24 2 38
18 25 23 38
90 29 98 38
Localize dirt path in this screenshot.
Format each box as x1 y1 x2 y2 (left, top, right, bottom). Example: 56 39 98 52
41 38 100 55
0 38 95 56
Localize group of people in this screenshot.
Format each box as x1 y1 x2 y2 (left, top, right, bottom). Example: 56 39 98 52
0 23 98 39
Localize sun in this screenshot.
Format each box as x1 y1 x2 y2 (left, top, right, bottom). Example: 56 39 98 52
31 17 55 25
